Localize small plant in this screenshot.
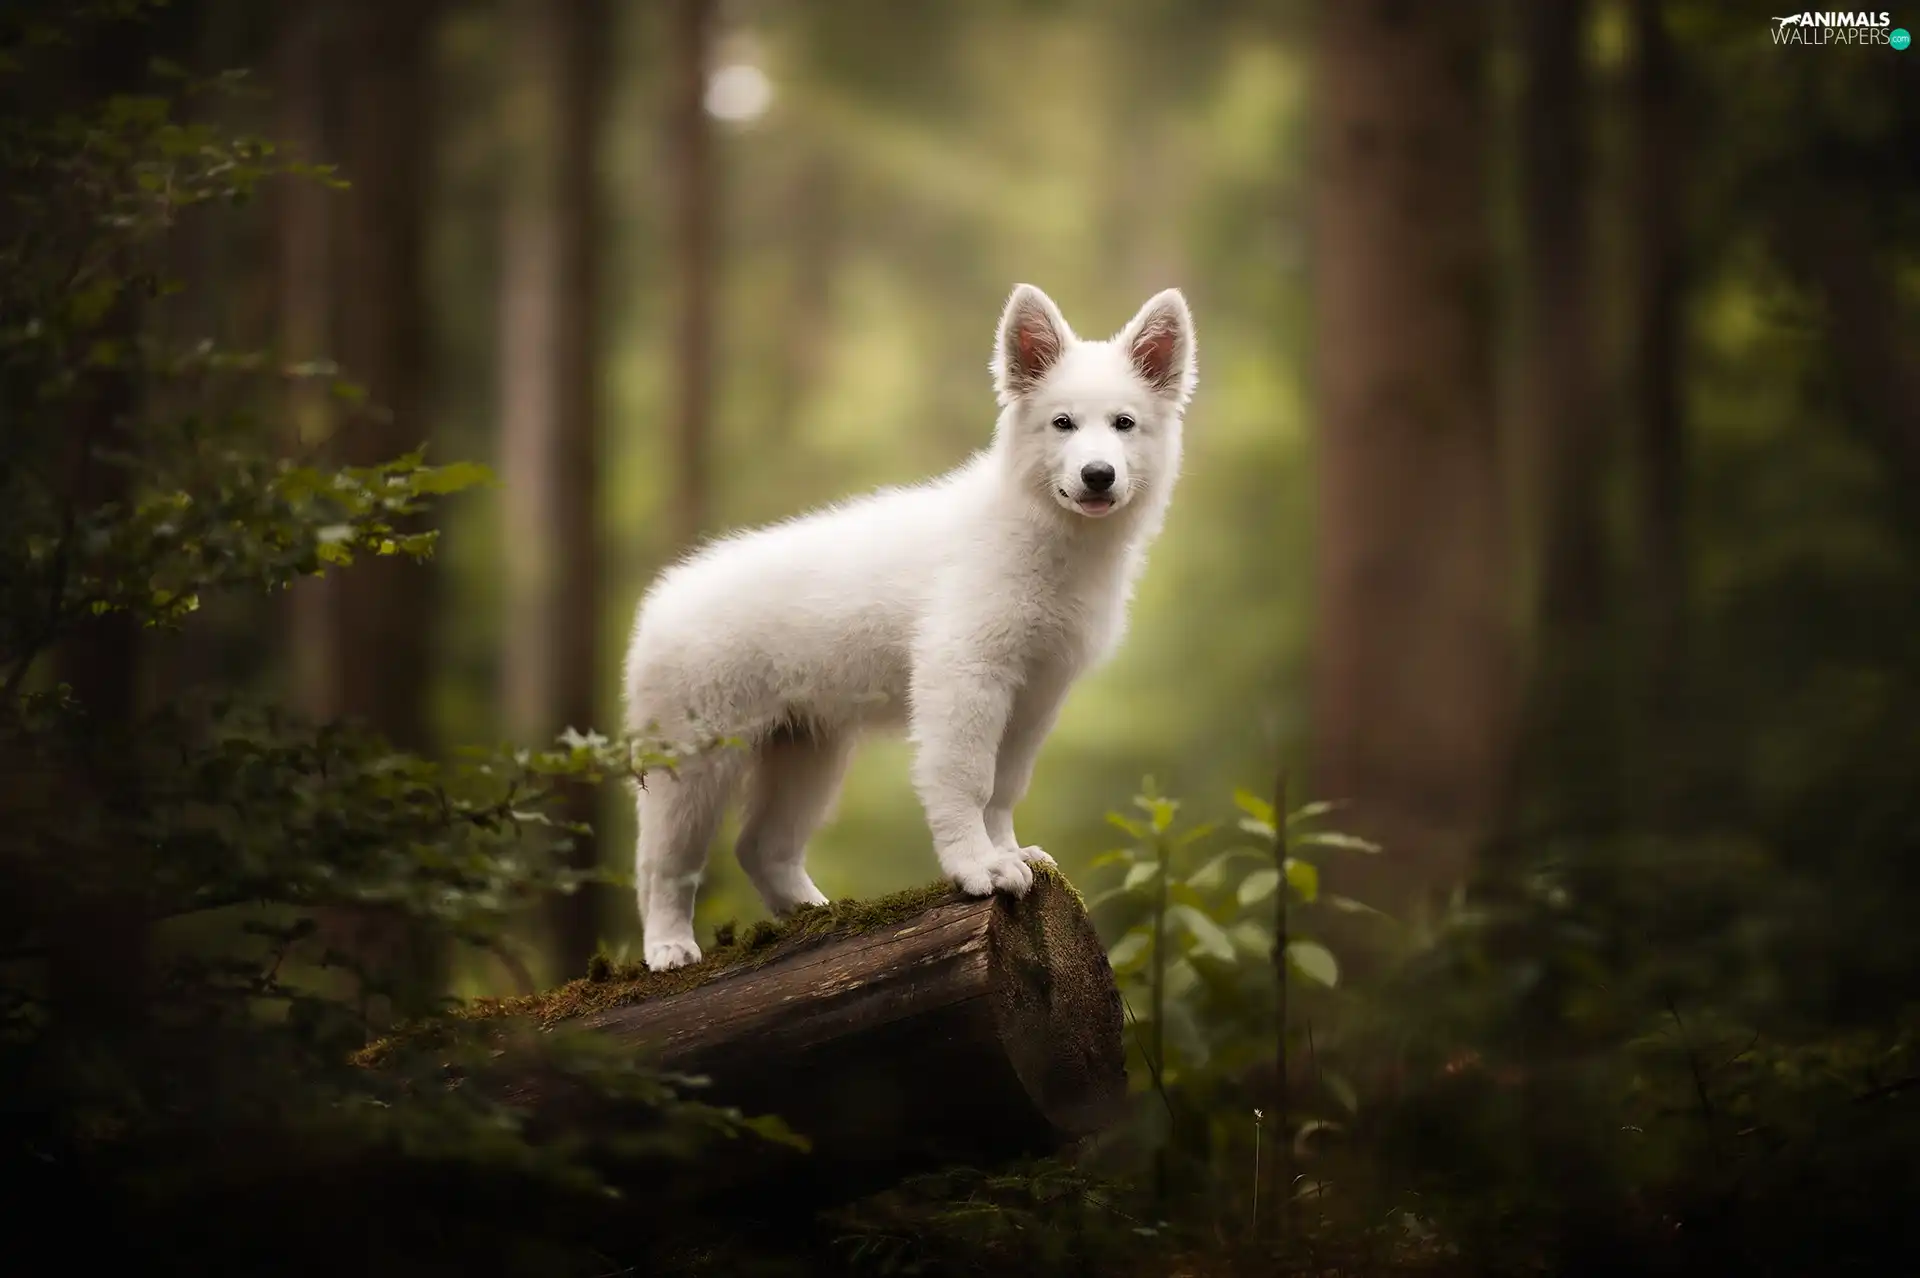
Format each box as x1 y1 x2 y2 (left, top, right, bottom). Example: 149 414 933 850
1091 778 1377 1078
1087 775 1385 1217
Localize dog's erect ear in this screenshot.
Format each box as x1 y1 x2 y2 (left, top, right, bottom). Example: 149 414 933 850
1117 288 1197 407
992 284 1073 406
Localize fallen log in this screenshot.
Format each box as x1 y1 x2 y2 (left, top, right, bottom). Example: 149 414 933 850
475 866 1129 1213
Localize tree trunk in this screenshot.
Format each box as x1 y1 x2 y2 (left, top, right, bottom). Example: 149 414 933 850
1508 0 1619 837
333 0 439 752
1522 0 1602 642
47 14 161 1052
1775 200 1920 527
502 871 1128 1215
1631 0 1685 701
275 3 340 720
669 0 717 550
1309 0 1512 919
323 0 444 1018
498 0 609 981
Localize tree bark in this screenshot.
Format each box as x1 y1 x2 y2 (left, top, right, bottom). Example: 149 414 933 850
322 0 444 1017
332 0 440 754
46 9 163 1053
498 0 609 981
1309 0 1513 918
274 2 340 720
1522 0 1602 642
669 0 717 550
1774 198 1920 538
1631 0 1686 697
1507 0 1619 837
505 872 1128 1214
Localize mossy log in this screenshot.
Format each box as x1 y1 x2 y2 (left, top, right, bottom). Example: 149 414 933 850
503 866 1129 1211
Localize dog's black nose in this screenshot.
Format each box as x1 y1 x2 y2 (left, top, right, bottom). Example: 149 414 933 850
1081 462 1116 493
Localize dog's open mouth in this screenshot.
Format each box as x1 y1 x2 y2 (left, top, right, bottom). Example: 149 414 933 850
1061 488 1117 517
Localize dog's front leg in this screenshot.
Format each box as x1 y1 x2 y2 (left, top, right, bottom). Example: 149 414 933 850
984 668 1070 869
909 661 1035 898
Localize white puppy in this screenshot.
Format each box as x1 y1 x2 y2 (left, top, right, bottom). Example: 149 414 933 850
622 284 1197 970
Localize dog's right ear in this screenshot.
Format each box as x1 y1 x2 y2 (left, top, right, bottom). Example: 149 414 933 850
991 284 1073 406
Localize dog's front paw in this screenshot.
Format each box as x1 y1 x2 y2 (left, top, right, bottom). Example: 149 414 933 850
643 937 702 971
770 883 830 914
951 850 1035 899
1017 845 1056 869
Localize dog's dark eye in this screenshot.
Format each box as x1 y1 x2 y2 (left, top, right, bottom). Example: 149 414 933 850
1050 414 1075 431
1113 414 1136 432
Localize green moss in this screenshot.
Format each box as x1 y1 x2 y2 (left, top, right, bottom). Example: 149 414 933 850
359 873 1044 1066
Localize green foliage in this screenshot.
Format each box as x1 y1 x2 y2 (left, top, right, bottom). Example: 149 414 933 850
0 14 794 1274
1078 775 1389 1240
1090 777 1374 1082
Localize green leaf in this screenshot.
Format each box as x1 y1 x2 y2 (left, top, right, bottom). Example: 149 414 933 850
1284 857 1319 903
740 1113 812 1152
1170 820 1218 850
1087 848 1136 869
1233 788 1276 825
1186 846 1268 891
1122 861 1160 892
1286 940 1340 987
1287 799 1341 827
1295 830 1382 855
1229 920 1273 956
1237 816 1277 842
1325 894 1386 917
1170 904 1235 962
1143 796 1179 834
1106 932 1148 971
1105 811 1148 839
1165 956 1201 999
1165 881 1211 912
412 460 494 495
1163 997 1210 1069
1237 867 1281 907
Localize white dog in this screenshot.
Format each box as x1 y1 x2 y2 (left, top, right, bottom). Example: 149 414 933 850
622 284 1197 970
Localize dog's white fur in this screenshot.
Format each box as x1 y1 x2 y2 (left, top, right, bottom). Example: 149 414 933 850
622 284 1197 971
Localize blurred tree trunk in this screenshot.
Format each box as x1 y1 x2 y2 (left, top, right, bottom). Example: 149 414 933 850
275 3 339 719
1777 200 1920 521
670 0 716 548
499 0 609 981
1507 0 1618 836
333 0 439 752
1523 0 1602 643
46 14 163 1052
322 0 445 1018
1630 0 1685 699
1309 0 1512 920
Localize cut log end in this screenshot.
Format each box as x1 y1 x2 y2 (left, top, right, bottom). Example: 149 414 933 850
986 869 1129 1140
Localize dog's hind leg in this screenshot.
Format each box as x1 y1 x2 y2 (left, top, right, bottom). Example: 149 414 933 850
634 752 741 971
734 727 852 915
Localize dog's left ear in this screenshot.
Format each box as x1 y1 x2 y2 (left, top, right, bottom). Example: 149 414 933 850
1117 289 1197 408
